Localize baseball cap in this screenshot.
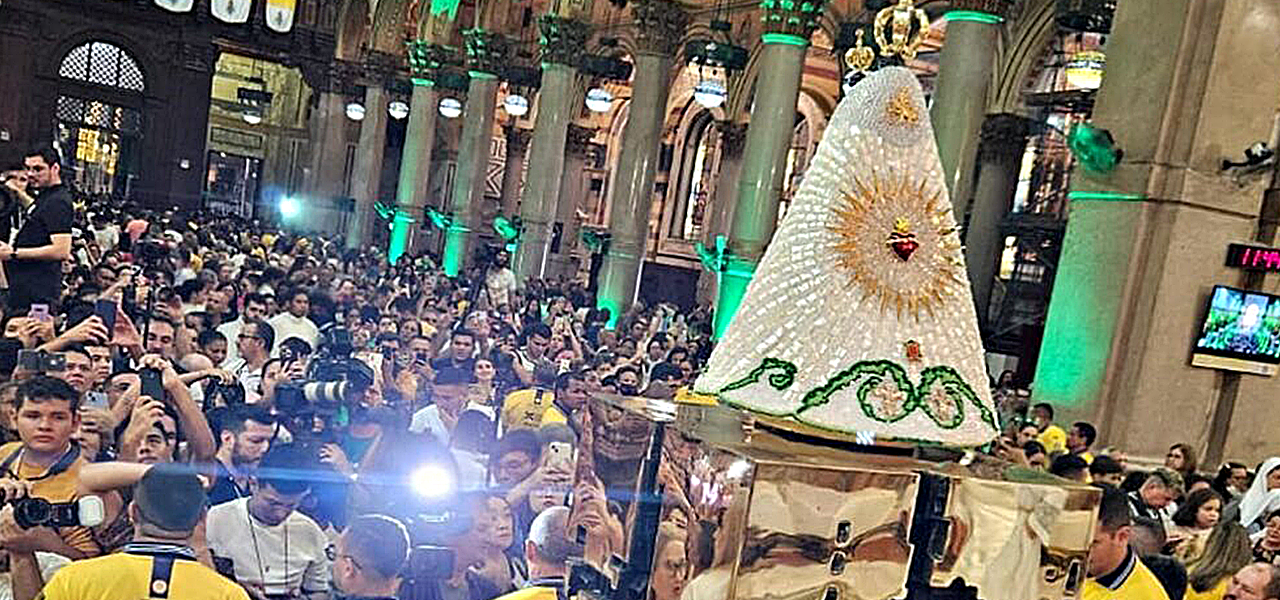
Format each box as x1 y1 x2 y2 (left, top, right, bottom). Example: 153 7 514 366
134 463 206 532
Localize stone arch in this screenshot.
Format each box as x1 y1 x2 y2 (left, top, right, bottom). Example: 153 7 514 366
989 0 1059 114
336 0 372 61
369 0 410 54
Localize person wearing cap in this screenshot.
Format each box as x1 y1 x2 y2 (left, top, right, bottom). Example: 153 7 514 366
330 514 410 600
35 462 249 599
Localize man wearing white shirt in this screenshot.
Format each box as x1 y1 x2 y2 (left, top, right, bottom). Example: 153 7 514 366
409 368 473 444
206 444 330 599
269 288 320 355
218 293 268 367
222 319 272 404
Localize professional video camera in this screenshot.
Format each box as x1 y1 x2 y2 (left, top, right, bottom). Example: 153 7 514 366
10 495 104 530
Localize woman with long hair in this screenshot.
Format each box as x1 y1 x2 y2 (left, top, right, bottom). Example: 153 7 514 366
1185 522 1252 600
1171 488 1224 563
1167 443 1199 479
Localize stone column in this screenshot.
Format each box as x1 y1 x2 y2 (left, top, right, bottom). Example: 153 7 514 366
549 123 596 277
390 41 456 264
303 61 355 235
515 15 591 281
1031 0 1280 460
964 113 1033 327
500 125 532 216
711 1 825 338
595 0 688 324
442 29 509 277
697 120 747 305
346 82 389 250
930 1 1013 217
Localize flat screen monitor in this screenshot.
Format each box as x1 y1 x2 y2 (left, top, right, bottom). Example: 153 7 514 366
1191 285 1280 376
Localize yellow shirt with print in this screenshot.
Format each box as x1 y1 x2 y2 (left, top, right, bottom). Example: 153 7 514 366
1184 577 1229 600
1083 557 1171 600
501 388 566 432
1038 424 1068 455
0 442 98 557
37 552 249 600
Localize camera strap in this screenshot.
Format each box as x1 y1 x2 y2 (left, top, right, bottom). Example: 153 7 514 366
124 543 196 599
0 443 80 481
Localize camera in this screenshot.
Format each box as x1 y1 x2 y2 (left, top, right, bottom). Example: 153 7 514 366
11 495 105 529
17 350 65 374
205 379 245 408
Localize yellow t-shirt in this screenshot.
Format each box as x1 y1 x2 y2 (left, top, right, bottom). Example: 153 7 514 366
1083 553 1171 600
501 388 566 432
0 442 98 556
493 586 559 600
38 552 249 600
1038 424 1068 455
1184 577 1229 600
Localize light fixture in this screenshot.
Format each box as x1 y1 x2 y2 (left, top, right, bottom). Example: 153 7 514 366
503 94 529 117
693 79 727 109
279 196 301 219
242 108 263 125
345 101 366 121
1064 50 1105 90
388 100 410 120
439 97 463 119
585 87 614 113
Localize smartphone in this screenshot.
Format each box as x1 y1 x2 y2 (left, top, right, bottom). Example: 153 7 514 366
94 299 117 332
17 350 65 373
27 304 50 323
546 441 575 472
140 367 164 402
83 391 109 410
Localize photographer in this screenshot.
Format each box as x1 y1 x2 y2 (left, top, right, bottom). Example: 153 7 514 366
117 355 215 464
225 319 274 405
207 405 275 506
0 376 98 559
37 463 249 600
0 146 74 313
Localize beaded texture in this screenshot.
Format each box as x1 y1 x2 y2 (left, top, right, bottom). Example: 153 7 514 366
695 67 998 446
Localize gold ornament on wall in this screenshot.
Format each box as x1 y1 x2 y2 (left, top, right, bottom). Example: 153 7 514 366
873 0 931 61
844 29 875 73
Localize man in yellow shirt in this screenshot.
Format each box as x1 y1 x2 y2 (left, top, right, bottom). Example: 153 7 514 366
1032 402 1067 455
0 376 98 558
1084 486 1170 600
36 462 248 599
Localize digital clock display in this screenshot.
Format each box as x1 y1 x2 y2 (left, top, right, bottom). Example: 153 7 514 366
1226 243 1280 271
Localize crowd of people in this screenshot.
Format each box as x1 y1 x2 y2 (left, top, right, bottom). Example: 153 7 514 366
1 142 1280 600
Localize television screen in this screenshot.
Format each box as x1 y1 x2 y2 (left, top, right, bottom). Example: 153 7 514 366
1194 286 1280 365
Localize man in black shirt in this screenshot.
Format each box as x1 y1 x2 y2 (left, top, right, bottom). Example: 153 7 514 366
0 145 73 313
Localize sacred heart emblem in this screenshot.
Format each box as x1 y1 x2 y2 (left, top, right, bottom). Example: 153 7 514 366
886 217 919 261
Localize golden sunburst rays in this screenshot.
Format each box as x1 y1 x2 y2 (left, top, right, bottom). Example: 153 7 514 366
827 169 964 321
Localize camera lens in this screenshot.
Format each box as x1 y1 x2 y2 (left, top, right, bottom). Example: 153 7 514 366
13 497 51 529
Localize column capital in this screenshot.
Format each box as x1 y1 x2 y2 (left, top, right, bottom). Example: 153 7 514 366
407 40 459 84
978 113 1036 162
631 0 689 57
463 28 511 76
759 0 827 40
565 124 597 156
715 120 749 158
539 15 592 67
947 0 1016 20
504 125 533 152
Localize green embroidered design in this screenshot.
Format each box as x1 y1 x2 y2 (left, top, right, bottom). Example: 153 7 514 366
720 358 994 432
719 357 798 393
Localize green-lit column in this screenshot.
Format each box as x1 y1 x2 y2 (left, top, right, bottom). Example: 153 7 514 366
516 15 591 281
346 80 389 250
964 113 1033 326
390 41 455 264
930 3 1010 216
596 0 688 324
500 125 531 217
712 1 825 338
442 29 509 277
696 120 746 306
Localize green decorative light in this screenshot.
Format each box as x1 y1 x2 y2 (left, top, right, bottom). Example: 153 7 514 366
425 207 451 230
467 70 498 80
945 10 1004 24
713 257 758 340
695 235 728 272
762 33 808 46
411 78 436 87
1068 123 1123 174
1067 191 1144 202
429 0 461 19
388 220 411 265
493 215 520 241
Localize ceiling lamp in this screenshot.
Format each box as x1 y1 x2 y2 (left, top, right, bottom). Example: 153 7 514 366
242 108 263 125
388 100 410 120
1064 50 1105 90
503 94 530 117
585 87 614 113
439 97 463 119
693 79 727 109
345 101 366 121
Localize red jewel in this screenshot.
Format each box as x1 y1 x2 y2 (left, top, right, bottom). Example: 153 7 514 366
905 340 922 362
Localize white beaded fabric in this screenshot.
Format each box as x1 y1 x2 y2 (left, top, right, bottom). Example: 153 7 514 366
694 67 997 446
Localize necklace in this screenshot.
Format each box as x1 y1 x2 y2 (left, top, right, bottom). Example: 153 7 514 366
245 501 288 593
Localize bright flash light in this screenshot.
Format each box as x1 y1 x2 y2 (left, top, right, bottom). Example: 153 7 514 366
279 197 301 219
726 459 752 480
410 464 454 499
